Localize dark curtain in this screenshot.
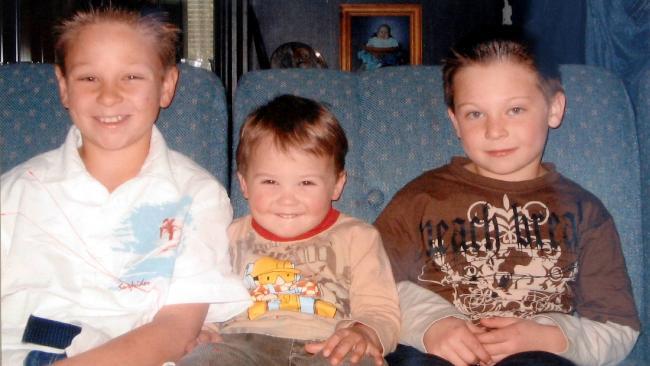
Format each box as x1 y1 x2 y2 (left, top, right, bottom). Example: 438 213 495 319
585 1 649 362
586 0 650 108
510 0 586 65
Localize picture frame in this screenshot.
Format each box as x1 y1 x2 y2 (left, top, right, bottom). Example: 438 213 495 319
340 4 422 72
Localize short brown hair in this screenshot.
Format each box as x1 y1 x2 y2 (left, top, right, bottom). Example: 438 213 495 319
54 8 179 74
442 26 563 109
236 94 348 175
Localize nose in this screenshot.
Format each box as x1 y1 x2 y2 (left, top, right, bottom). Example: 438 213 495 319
277 186 298 205
484 116 508 140
97 81 122 106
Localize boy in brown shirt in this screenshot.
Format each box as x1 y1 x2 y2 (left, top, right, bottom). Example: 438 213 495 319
376 26 639 366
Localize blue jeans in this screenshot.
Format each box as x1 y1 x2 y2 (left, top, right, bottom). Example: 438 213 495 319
385 344 575 366
23 351 66 366
385 344 446 366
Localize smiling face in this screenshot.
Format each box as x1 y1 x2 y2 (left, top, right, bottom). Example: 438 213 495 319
238 137 346 239
447 61 565 181
55 21 178 161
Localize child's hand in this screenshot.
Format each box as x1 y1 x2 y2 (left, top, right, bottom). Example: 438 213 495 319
184 324 223 353
476 317 566 363
423 317 492 366
304 323 384 366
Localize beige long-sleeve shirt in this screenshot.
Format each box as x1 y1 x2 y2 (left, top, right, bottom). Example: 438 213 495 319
220 209 400 355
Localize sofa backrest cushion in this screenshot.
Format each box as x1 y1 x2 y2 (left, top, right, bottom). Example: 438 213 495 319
0 63 68 173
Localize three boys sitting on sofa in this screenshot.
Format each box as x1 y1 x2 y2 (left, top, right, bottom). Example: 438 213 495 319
1 7 639 366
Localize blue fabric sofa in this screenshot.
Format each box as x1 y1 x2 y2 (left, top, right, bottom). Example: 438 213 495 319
232 65 648 364
1 62 647 364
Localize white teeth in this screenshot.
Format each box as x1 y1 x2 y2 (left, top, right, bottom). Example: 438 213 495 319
98 115 125 123
277 214 298 219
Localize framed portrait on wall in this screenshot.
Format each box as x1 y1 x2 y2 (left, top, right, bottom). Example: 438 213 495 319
340 4 422 72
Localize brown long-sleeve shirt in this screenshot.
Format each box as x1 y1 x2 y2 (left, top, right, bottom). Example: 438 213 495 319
375 157 639 330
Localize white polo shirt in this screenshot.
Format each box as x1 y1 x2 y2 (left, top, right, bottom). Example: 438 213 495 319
1 126 250 363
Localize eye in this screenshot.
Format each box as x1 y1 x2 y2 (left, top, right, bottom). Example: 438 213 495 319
299 180 315 186
126 74 143 80
465 111 482 120
261 179 276 185
508 106 525 115
78 76 96 82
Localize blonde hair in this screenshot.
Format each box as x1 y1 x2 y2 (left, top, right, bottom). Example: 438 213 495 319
54 8 179 74
236 94 348 175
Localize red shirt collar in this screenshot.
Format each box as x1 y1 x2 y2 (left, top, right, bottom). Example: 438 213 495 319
251 207 340 242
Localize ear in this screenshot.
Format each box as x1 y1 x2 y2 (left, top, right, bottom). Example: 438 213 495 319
54 66 69 109
547 91 566 129
331 171 347 201
159 66 179 108
237 172 249 199
447 107 461 138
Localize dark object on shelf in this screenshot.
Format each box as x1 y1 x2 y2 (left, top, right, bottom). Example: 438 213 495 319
270 42 327 69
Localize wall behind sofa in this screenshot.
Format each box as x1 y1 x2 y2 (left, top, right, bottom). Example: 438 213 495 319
246 0 587 70
247 0 503 69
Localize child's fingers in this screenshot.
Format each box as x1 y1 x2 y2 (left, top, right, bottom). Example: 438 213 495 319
340 342 365 365
474 346 493 365
466 321 488 335
326 333 360 365
369 347 385 366
459 327 491 364
479 333 520 358
476 328 507 345
479 317 518 329
485 352 507 364
320 332 343 357
425 318 491 366
308 327 383 365
184 328 224 353
453 343 485 366
438 335 489 366
196 324 223 344
200 332 219 344
304 341 326 354
443 348 474 366
195 330 223 344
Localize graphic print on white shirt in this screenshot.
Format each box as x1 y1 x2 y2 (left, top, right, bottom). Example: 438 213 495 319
112 196 192 291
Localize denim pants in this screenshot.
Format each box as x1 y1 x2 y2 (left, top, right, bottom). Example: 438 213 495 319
178 333 386 366
23 351 67 366
385 344 575 366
